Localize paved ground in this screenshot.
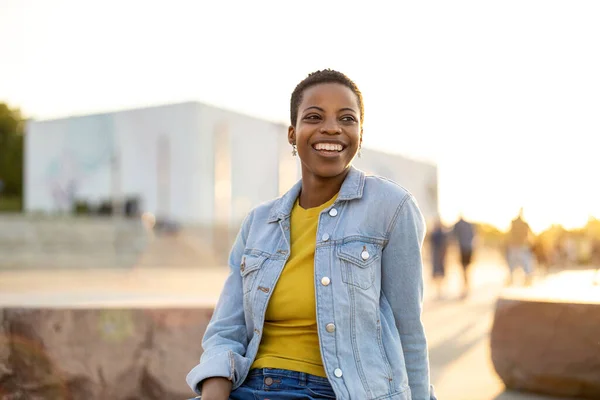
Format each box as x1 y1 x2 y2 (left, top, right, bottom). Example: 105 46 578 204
421 252 590 400
0 251 590 400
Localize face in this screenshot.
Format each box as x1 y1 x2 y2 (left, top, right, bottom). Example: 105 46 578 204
288 83 362 180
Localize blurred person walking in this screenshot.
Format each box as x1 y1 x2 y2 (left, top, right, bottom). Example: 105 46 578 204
591 238 600 267
531 237 549 276
430 218 448 300
453 214 475 298
506 208 535 285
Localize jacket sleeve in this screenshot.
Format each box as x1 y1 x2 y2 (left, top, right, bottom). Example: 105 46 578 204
381 195 437 400
186 212 253 395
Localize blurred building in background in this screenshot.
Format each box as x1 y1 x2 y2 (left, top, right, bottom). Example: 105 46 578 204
25 102 293 230
24 102 438 229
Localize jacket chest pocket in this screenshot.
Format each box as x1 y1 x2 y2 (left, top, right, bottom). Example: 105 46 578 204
337 241 381 290
240 254 267 294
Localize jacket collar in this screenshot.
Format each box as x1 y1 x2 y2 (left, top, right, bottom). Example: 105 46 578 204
267 165 365 223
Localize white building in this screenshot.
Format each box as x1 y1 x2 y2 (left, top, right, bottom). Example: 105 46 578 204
25 102 438 228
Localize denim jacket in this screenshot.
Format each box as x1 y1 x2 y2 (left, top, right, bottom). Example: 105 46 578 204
186 166 436 400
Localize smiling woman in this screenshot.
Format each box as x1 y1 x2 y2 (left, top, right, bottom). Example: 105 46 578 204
186 70 437 400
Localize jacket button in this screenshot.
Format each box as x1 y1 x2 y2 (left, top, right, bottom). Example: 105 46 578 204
321 276 331 286
329 208 338 217
334 368 343 378
361 250 370 260
322 233 330 242
326 323 335 333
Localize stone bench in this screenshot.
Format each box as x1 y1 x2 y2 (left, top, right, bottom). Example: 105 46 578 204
0 268 229 399
490 269 600 399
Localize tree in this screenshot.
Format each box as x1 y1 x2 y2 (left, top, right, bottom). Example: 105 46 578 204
0 103 24 198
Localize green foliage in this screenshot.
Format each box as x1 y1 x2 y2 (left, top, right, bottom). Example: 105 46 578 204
0 103 24 201
0 195 22 212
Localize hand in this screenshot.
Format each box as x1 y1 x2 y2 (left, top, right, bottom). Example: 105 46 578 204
200 377 233 400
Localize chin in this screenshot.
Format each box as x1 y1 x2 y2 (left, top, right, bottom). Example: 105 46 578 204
308 162 352 180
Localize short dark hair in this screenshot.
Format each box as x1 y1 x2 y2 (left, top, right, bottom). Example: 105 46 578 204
290 69 364 127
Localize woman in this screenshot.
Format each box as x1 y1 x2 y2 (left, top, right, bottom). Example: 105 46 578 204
187 69 436 400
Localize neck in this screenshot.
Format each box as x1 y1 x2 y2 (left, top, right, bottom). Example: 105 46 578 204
298 167 350 209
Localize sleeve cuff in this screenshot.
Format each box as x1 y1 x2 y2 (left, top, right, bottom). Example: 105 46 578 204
186 351 234 395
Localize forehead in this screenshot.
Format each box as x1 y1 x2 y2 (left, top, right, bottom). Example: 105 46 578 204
300 83 360 111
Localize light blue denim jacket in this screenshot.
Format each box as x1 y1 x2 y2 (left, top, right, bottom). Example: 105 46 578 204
187 166 436 400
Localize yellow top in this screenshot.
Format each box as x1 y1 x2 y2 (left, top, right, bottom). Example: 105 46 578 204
251 193 338 377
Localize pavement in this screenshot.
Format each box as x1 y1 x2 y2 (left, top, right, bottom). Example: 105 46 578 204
0 249 589 400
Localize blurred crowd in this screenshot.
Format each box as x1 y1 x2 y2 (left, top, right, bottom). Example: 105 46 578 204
426 209 600 299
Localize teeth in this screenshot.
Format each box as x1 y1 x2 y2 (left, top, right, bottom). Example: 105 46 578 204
314 143 343 151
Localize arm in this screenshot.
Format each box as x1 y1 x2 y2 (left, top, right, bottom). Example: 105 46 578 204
186 212 253 396
381 195 436 400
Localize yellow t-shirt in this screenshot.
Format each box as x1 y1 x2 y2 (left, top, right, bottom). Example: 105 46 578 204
251 193 338 377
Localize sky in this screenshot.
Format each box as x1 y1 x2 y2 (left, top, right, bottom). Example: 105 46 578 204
1 0 599 233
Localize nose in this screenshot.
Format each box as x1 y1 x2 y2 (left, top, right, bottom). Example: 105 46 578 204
320 117 341 134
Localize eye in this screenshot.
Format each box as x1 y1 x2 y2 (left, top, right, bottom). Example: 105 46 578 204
341 115 357 122
304 114 322 121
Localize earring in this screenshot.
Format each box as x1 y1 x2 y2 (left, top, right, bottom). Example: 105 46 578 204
357 146 362 158
291 144 297 156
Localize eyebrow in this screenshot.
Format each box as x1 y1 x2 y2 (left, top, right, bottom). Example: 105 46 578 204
302 106 358 113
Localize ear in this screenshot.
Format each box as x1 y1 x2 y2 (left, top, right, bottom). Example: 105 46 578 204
288 126 296 145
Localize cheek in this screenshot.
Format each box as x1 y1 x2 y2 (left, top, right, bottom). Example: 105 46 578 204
294 127 311 146
348 130 362 147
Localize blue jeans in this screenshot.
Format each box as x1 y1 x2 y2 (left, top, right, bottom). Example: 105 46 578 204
191 368 336 399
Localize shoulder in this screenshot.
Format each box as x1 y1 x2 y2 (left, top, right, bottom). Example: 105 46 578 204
363 174 415 209
361 174 425 233
361 175 427 243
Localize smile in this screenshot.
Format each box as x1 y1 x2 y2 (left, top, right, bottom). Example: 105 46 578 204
312 142 344 152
